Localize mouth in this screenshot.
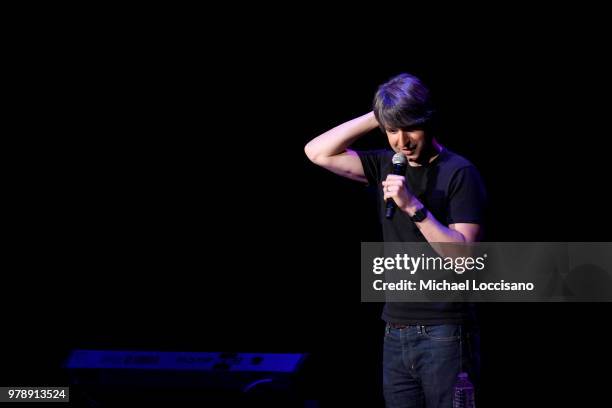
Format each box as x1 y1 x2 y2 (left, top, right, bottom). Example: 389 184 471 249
401 146 417 155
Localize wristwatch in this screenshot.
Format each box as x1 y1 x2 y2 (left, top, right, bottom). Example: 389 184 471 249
410 207 428 222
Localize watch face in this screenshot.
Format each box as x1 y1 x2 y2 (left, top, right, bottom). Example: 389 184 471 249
412 208 427 222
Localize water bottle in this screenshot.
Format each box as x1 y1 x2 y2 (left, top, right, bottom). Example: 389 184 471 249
452 372 475 408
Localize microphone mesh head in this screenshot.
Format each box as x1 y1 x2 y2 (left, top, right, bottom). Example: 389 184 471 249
392 152 407 165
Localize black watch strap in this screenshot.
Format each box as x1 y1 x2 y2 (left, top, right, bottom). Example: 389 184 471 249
410 207 428 222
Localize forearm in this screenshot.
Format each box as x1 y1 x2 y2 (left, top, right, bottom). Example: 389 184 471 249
304 111 378 161
383 175 479 244
402 201 468 243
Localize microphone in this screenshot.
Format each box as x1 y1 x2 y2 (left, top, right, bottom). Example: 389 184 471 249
385 153 408 219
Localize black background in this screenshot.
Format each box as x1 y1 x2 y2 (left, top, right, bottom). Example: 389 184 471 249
3 8 612 407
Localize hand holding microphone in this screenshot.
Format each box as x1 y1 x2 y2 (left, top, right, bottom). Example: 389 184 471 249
383 153 417 219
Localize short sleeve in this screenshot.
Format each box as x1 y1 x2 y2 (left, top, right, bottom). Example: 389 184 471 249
356 149 391 186
446 165 487 225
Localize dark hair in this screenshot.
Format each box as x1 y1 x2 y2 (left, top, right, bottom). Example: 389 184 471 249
373 73 435 132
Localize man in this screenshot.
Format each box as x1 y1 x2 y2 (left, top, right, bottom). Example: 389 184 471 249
305 73 486 407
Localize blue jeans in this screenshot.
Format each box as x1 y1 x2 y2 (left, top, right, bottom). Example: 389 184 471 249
383 324 477 408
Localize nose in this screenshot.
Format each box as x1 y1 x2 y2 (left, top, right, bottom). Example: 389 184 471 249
399 131 412 147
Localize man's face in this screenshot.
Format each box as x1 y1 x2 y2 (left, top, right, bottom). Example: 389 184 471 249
385 126 430 163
